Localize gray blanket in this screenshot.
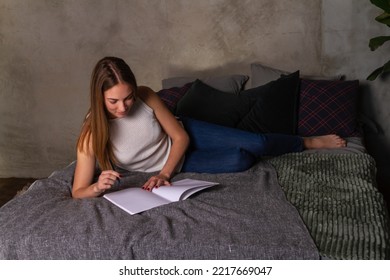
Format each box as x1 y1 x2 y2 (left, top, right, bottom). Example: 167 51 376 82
0 160 319 259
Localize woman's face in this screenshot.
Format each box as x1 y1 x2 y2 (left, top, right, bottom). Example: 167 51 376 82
104 82 135 119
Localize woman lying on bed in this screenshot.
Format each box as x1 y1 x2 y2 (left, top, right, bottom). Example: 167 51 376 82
72 56 346 198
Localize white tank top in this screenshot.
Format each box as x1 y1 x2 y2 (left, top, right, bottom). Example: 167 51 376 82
109 99 172 172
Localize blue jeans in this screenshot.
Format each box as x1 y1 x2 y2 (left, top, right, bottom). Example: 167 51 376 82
180 118 303 173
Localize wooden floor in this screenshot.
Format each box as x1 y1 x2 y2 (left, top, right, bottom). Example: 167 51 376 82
0 178 38 207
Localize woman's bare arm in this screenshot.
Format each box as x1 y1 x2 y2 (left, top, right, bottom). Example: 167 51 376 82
138 86 190 190
72 141 120 198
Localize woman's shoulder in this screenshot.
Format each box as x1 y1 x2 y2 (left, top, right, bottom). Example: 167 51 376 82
137 86 160 108
137 86 155 99
77 129 94 157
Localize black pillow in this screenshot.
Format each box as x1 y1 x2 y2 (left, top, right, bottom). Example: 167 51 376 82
175 79 251 127
237 71 300 134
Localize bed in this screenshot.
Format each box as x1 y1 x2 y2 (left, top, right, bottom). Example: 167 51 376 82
0 63 389 260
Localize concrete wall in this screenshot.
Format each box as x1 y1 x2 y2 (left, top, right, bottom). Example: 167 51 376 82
0 0 389 192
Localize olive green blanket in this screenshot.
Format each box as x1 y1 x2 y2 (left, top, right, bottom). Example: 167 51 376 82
268 153 390 260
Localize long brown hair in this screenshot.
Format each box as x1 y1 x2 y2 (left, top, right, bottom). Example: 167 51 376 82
77 57 138 170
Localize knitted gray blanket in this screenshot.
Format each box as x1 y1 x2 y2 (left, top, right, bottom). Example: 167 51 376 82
268 153 390 259
0 160 319 259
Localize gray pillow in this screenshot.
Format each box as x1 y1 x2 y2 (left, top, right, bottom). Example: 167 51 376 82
162 75 249 94
250 63 344 88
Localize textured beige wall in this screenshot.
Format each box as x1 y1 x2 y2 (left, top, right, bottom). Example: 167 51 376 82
0 0 389 180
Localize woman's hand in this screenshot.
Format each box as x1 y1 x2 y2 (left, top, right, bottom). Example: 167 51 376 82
94 170 121 194
142 173 171 191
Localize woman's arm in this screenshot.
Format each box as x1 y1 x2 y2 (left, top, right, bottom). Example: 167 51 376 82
138 86 190 190
72 140 120 198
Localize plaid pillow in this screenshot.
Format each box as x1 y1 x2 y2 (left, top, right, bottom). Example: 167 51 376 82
156 82 193 113
298 79 360 137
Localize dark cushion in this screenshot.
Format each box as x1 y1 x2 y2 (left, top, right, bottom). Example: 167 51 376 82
175 79 251 127
297 79 360 137
156 82 193 112
236 71 300 134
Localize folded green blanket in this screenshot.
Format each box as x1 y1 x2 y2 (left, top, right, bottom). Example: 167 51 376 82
268 153 390 260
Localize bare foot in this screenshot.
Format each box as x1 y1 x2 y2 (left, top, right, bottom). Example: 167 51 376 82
303 135 347 149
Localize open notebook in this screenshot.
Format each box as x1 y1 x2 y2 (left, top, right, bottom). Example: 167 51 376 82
103 178 219 215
